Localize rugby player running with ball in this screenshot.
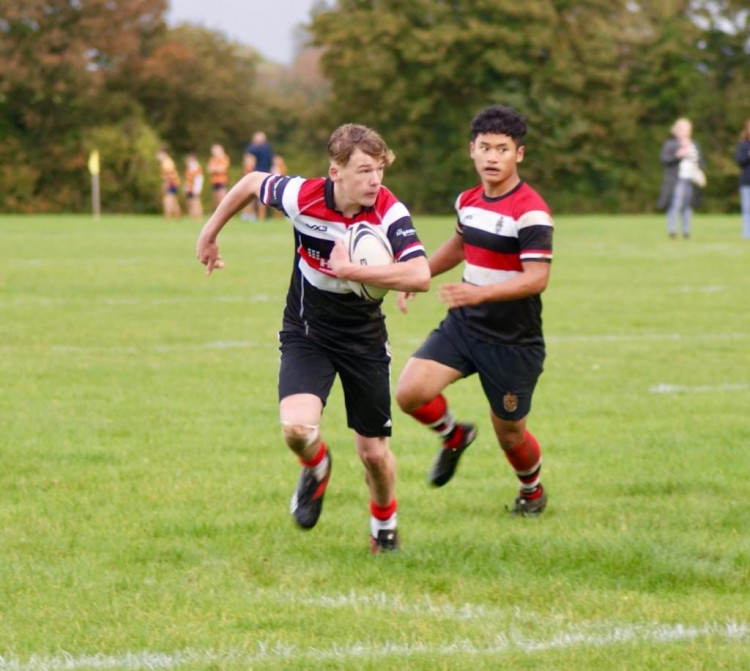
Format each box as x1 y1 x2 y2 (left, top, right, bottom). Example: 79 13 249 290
196 124 430 552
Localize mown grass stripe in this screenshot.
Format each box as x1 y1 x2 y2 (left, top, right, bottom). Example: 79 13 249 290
1 622 746 670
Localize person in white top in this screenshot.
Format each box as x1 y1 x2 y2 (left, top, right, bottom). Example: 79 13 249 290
657 118 705 239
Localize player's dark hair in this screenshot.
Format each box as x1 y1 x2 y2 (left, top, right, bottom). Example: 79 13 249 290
471 105 527 146
328 124 395 167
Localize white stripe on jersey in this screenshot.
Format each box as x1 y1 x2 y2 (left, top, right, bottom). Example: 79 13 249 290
268 175 423 291
463 265 521 286
379 200 412 228
298 258 351 294
518 210 554 229
460 205 519 236
460 206 553 236
295 213 347 241
279 176 412 239
520 250 553 262
276 176 304 218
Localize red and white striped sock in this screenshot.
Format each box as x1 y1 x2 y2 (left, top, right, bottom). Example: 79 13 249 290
299 442 329 482
370 499 397 537
410 395 464 447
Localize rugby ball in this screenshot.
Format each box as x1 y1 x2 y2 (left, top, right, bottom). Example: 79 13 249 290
345 222 394 301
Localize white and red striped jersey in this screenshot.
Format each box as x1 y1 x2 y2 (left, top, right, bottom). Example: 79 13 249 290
260 175 426 348
453 181 553 345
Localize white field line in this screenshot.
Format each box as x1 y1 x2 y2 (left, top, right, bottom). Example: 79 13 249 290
403 331 750 347
650 383 749 394
46 341 271 354
546 331 749 344
1 330 747 357
0 622 746 670
670 285 724 292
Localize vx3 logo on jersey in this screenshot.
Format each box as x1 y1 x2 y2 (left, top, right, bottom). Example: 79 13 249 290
304 222 328 232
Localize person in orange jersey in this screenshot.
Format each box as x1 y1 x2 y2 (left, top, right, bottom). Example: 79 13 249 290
184 154 204 219
156 149 181 219
207 143 230 208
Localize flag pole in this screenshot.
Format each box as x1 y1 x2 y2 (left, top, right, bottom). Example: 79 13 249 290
88 150 101 220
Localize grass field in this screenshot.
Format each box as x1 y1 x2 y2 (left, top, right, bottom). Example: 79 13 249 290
1 213 748 670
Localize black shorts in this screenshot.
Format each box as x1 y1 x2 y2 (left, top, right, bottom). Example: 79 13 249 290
278 329 393 437
412 312 545 420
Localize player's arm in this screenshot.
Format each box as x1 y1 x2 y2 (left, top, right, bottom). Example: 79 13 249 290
660 140 681 165
438 260 550 308
427 230 465 277
196 171 270 274
395 230 464 313
329 241 430 293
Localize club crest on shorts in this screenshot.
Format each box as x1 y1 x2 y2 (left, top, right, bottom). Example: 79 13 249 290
503 391 518 413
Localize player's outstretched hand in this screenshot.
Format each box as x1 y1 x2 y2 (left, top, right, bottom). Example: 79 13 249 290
397 291 416 314
438 282 483 308
196 237 225 275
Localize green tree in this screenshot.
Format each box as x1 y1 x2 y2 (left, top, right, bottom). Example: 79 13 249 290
0 0 167 210
309 0 744 213
110 24 263 159
309 0 648 211
85 115 163 213
688 0 750 210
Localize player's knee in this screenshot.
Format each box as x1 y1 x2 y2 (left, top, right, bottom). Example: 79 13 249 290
395 382 421 413
281 423 319 452
360 449 387 472
358 438 390 471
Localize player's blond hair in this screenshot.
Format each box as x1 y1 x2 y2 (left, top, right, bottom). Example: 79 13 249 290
327 124 395 167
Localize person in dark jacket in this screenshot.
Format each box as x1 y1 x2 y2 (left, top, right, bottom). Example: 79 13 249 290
657 118 705 239
735 119 750 240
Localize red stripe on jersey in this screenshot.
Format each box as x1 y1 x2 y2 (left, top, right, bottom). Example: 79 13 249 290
297 178 399 226
464 244 523 272
297 178 339 220
298 245 335 276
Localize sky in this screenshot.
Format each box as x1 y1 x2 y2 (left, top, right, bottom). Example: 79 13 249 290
166 0 320 65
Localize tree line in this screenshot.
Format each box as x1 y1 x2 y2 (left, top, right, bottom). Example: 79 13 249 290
1 0 747 215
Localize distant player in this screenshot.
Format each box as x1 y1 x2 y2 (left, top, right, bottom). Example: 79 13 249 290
396 104 553 515
207 143 230 208
184 153 204 219
196 124 431 552
244 131 274 220
156 149 181 219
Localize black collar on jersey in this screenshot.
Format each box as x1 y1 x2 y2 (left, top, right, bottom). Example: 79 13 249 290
482 180 524 202
324 177 375 217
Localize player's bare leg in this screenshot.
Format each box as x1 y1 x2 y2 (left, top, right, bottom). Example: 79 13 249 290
281 393 332 530
490 412 546 515
356 434 399 552
396 358 476 486
396 357 461 412
164 193 181 219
